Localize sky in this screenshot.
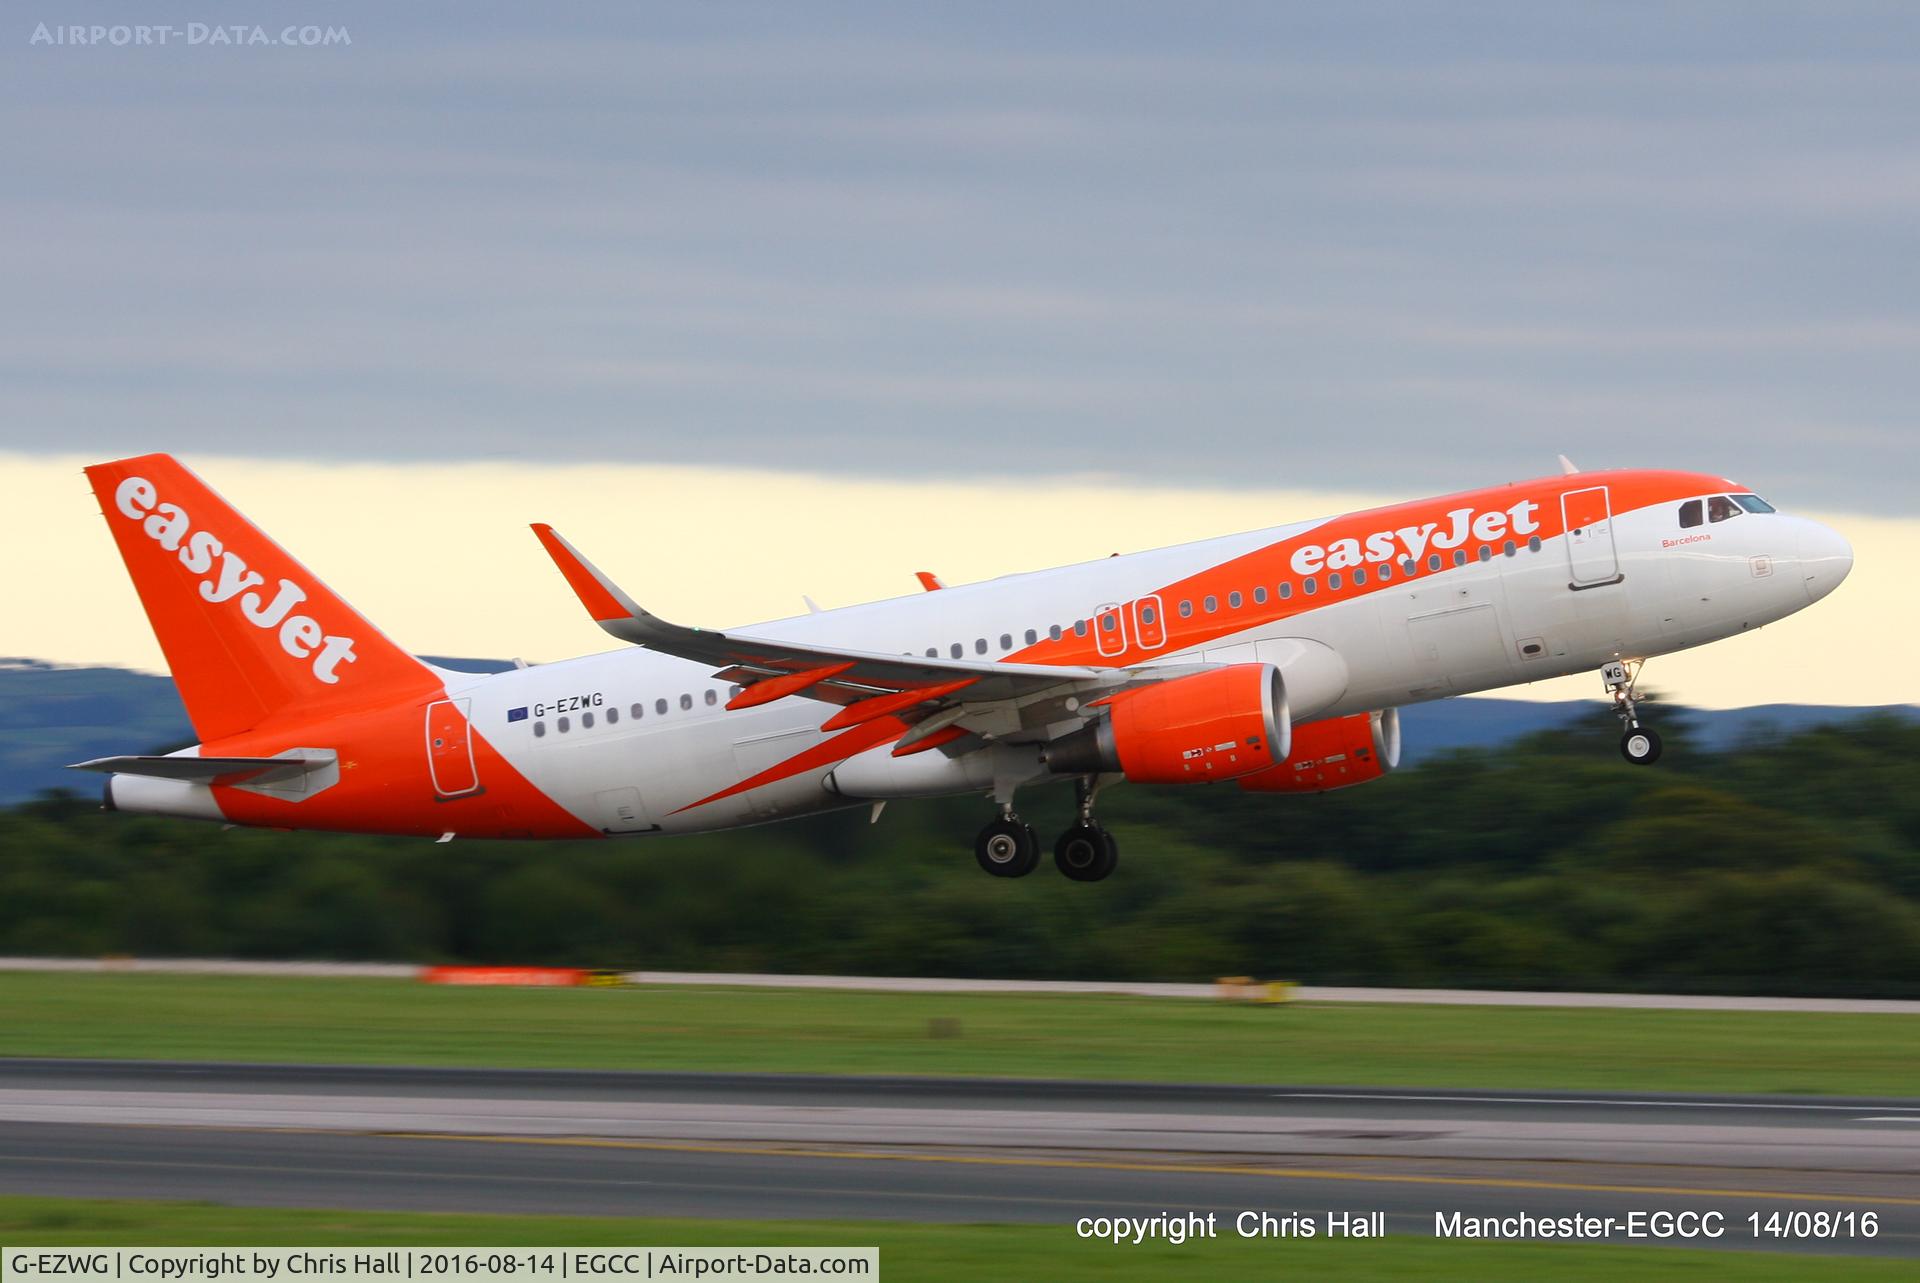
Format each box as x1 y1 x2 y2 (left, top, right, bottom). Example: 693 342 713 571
4 3 1917 708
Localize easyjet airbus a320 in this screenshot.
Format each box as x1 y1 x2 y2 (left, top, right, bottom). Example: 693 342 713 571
74 454 1851 881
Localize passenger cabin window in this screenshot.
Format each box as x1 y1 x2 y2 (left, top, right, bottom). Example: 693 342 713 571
557 716 570 733
951 643 964 658
630 703 643 719
704 689 717 706
679 693 693 710
606 707 618 724
1354 567 1368 585
999 633 1012 650
1024 628 1038 645
1428 553 1442 571
1203 595 1217 612
1049 625 1064 640
582 711 595 728
1327 573 1342 590
975 638 988 654
1278 582 1292 599
1178 600 1193 617
1303 578 1317 595
1708 495 1742 523
1140 605 1157 624
1074 620 1089 637
1679 499 1703 528
655 698 668 715
1228 591 1243 608
1733 493 1776 513
1253 586 1267 604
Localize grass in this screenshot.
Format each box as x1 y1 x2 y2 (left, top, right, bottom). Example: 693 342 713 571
0 1198 1907 1282
1 972 1917 1095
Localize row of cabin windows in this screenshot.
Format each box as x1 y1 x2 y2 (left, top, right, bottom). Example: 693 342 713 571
531 684 743 738
916 534 1548 657
1678 493 1775 529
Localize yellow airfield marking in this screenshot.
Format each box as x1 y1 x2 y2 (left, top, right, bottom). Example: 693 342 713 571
377 1131 1920 1208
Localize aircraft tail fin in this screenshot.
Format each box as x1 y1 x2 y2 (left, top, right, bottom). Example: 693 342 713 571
84 454 436 742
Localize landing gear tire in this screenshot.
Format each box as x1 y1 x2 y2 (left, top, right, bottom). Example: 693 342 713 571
1603 659 1664 767
1620 727 1663 765
1055 821 1118 882
975 816 1040 878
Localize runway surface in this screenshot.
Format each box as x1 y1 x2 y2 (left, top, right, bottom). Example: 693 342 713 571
2 1059 1917 1256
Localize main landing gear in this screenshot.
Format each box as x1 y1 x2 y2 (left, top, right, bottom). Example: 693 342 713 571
1604 659 1663 765
972 777 1119 881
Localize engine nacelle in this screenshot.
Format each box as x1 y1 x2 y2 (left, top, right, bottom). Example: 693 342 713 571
1045 664 1290 784
1236 708 1400 794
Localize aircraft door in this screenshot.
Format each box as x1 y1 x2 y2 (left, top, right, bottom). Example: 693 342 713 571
1132 595 1167 650
1094 603 1128 657
1561 486 1620 585
425 698 481 798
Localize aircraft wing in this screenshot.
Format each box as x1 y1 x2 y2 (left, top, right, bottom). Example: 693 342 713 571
530 524 1112 710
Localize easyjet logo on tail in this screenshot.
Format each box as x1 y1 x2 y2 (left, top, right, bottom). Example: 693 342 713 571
1289 499 1543 576
113 475 359 684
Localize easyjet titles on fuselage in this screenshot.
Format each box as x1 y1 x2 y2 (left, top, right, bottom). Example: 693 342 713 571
1288 499 1543 576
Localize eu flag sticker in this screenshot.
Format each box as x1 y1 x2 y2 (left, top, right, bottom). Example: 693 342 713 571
508 706 529 723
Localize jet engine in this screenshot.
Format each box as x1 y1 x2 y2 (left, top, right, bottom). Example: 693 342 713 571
1236 708 1400 794
1044 663 1289 784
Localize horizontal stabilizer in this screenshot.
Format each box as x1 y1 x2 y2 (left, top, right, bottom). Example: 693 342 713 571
69 752 335 787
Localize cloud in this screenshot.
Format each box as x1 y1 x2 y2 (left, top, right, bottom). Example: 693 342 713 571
3 3 1918 512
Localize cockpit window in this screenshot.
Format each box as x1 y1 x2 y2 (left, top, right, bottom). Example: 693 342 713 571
1732 493 1776 514
1707 495 1742 523
1679 499 1703 529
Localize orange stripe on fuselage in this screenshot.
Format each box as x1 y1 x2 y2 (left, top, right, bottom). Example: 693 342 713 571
670 715 912 815
1005 468 1720 668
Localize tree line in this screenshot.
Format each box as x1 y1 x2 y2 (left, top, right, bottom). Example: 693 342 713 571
4 706 1918 996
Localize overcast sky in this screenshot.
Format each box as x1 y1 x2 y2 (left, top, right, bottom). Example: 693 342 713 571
5 2 1919 510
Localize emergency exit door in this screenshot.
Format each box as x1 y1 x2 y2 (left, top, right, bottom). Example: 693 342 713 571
425 698 481 798
1561 486 1621 586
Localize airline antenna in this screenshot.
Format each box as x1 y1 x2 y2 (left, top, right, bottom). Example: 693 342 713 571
1557 454 1580 475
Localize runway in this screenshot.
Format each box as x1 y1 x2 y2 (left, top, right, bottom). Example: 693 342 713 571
2 1059 1917 1256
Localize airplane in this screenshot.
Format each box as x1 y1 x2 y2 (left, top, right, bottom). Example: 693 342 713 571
72 453 1852 881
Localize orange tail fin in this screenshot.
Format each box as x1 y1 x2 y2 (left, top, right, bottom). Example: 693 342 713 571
85 454 435 742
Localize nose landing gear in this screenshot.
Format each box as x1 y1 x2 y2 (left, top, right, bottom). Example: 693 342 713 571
1604 660 1663 765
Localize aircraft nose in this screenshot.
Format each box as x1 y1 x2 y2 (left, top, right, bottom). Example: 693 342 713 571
1797 520 1853 604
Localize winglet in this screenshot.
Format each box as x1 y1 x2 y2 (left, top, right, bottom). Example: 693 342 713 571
530 524 643 624
915 571 945 592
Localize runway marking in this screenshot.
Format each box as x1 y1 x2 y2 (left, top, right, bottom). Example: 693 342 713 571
381 1132 1920 1207
1271 1092 1920 1113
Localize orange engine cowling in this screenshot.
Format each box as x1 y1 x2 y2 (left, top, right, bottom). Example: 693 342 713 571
1046 663 1290 784
1236 708 1401 794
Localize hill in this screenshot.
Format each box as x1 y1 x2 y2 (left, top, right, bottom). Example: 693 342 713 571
2 657 1910 805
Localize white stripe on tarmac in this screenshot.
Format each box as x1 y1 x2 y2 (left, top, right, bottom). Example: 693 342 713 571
1272 1092 1920 1113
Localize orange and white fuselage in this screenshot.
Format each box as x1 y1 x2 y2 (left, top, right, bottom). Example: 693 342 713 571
79 455 1852 849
